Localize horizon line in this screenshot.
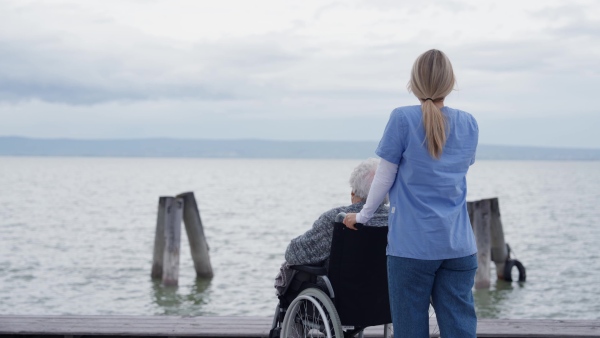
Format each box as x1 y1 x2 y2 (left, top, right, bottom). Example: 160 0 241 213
1 135 599 151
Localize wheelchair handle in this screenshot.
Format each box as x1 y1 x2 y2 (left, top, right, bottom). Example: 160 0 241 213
336 212 365 229
335 212 347 223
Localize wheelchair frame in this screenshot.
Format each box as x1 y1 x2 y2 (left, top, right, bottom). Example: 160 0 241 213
270 213 393 338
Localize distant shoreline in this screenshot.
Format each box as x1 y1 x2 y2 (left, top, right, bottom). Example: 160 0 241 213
1 136 599 161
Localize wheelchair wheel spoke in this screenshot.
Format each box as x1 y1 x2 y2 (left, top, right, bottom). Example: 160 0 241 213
429 303 439 337
281 288 342 338
301 299 324 338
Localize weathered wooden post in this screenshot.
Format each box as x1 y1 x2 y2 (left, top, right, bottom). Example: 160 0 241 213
469 197 526 287
490 198 509 279
151 197 168 279
162 197 183 286
469 198 491 289
177 191 214 279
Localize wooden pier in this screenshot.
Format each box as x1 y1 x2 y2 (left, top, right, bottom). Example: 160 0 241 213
1 315 599 338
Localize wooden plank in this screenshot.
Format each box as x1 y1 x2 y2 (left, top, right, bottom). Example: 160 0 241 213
0 316 371 337
477 319 600 337
0 316 598 337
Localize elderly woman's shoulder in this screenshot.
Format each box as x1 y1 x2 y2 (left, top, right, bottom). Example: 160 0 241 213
318 205 350 222
368 204 390 227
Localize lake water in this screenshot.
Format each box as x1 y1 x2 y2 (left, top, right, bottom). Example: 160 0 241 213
0 157 599 319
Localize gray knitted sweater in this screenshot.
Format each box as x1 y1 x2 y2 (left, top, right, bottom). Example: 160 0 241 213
284 201 389 265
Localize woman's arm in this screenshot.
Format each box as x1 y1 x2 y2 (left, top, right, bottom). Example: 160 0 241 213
344 158 398 229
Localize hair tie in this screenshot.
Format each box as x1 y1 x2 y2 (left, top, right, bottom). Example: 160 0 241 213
424 98 433 101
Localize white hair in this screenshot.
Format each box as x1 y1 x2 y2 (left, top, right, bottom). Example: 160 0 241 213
349 158 388 203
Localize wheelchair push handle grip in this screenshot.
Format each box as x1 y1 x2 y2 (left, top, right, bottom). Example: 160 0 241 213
335 212 365 229
335 212 347 223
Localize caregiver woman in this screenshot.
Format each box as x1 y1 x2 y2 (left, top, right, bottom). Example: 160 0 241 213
343 49 479 338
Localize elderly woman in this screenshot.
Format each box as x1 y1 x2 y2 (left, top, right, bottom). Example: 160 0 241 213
275 158 389 294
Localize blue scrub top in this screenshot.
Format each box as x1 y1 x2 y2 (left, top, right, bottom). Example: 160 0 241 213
376 105 479 260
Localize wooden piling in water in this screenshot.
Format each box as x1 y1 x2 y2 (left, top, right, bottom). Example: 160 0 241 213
468 197 525 288
469 198 492 289
151 192 213 284
151 197 167 279
177 191 214 279
162 197 183 286
489 197 509 279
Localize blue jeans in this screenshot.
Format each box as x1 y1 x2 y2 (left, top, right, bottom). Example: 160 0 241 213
387 254 478 338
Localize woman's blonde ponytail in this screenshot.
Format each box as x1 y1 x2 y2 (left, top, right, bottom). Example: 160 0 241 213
422 100 447 159
407 50 456 159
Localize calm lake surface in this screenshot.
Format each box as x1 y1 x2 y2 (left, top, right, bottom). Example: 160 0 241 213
0 157 599 319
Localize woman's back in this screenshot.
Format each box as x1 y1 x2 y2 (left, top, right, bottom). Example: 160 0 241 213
344 49 479 338
376 105 478 260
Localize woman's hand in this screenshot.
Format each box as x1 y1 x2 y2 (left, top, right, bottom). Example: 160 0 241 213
343 213 358 230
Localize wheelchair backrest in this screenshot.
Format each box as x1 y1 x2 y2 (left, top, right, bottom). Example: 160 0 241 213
328 222 392 327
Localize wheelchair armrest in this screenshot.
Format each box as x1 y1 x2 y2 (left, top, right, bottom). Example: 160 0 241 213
290 264 327 276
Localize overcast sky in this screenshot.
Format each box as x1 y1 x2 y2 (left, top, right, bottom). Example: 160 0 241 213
1 0 599 148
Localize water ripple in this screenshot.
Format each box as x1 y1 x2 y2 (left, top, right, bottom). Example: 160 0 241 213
0 157 599 319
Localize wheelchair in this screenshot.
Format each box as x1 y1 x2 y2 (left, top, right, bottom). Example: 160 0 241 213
270 213 393 338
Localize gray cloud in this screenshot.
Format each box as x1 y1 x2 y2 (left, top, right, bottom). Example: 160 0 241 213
551 19 600 39
0 1 302 105
449 42 558 73
530 3 587 21
0 37 300 104
1 0 600 148
359 0 474 13
531 3 600 38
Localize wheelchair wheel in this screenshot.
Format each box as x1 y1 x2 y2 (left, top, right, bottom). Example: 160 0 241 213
281 288 342 338
429 303 439 337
